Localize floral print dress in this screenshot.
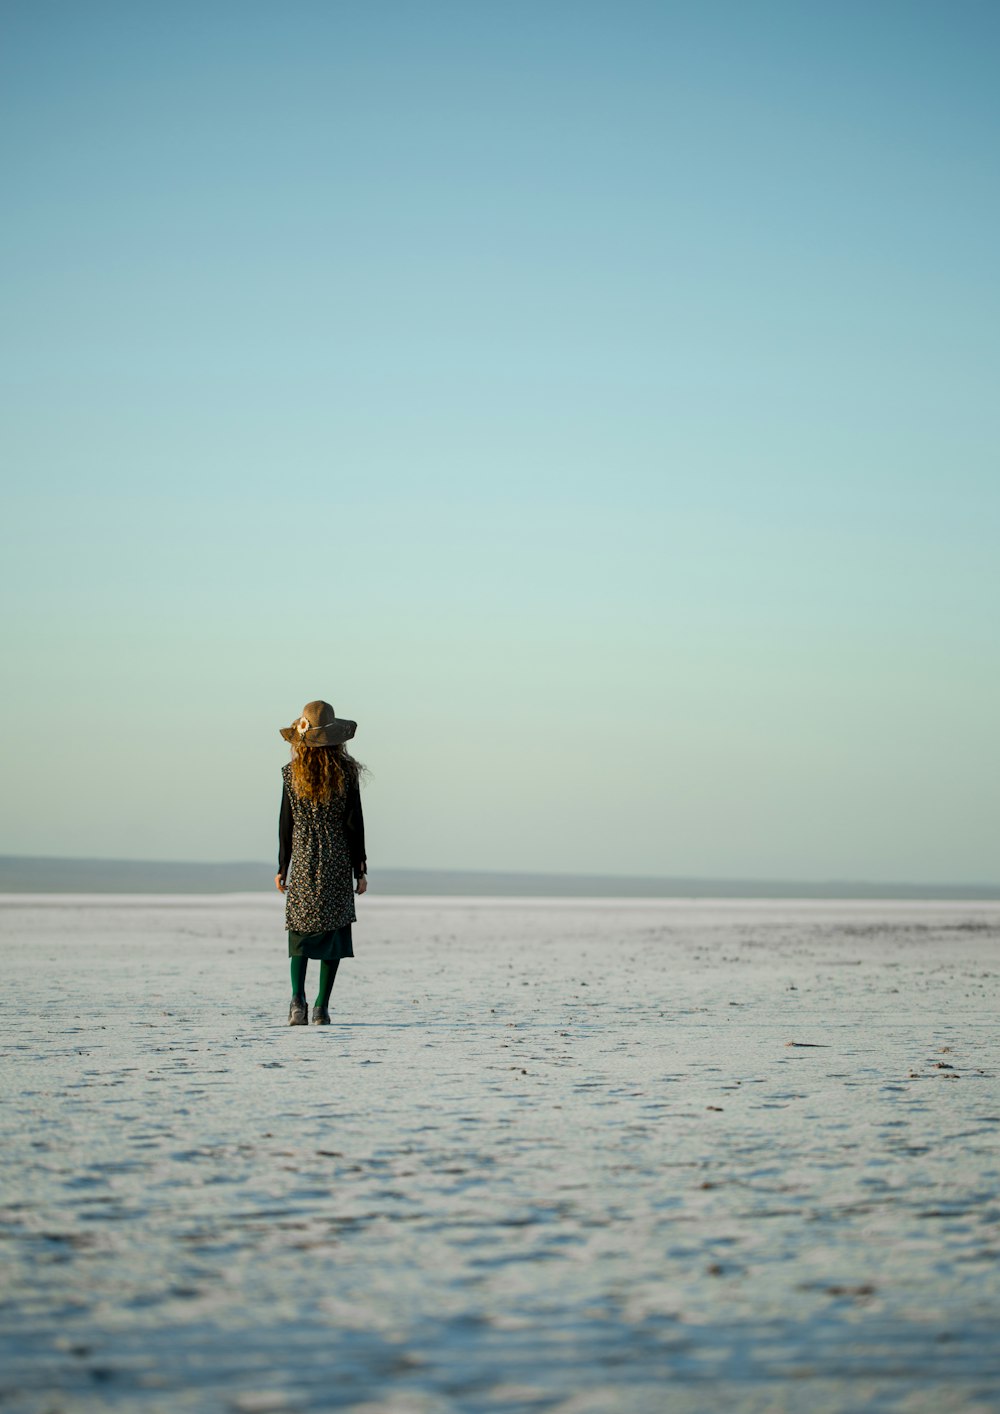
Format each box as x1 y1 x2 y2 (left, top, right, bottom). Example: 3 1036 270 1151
281 763 357 956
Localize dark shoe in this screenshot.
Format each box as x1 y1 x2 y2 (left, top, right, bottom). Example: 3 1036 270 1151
288 997 308 1026
311 1005 331 1025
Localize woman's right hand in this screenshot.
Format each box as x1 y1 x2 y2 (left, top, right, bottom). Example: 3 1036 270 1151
275 873 287 894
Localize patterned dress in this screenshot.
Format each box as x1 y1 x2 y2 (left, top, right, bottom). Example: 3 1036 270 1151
281 762 357 959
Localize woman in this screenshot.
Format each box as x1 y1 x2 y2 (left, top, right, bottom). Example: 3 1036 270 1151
275 700 368 1025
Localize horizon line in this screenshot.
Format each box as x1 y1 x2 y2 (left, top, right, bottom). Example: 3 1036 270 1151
1 854 998 894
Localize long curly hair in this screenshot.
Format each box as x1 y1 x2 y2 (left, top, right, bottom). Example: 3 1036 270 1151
288 740 370 804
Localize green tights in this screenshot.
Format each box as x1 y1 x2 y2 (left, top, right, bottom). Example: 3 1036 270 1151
290 957 339 1007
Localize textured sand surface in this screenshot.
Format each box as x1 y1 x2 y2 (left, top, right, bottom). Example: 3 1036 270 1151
1 894 998 1413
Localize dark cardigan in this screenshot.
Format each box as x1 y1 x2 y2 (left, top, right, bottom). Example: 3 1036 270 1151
278 772 367 883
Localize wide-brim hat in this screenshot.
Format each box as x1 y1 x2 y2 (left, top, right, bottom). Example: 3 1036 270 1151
280 699 357 747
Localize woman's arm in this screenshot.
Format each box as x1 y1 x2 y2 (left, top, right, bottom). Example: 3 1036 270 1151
345 775 367 886
276 780 293 892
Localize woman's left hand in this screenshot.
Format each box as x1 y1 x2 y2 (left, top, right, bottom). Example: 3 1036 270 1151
356 874 368 895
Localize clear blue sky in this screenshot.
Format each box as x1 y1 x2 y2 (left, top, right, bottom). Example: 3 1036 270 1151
1 0 998 881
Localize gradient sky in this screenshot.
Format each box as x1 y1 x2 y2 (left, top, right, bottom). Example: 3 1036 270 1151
1 0 998 882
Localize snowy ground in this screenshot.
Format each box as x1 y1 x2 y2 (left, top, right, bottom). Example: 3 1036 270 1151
1 893 998 1413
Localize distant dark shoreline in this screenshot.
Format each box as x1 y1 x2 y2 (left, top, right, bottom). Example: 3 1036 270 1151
1 855 998 900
